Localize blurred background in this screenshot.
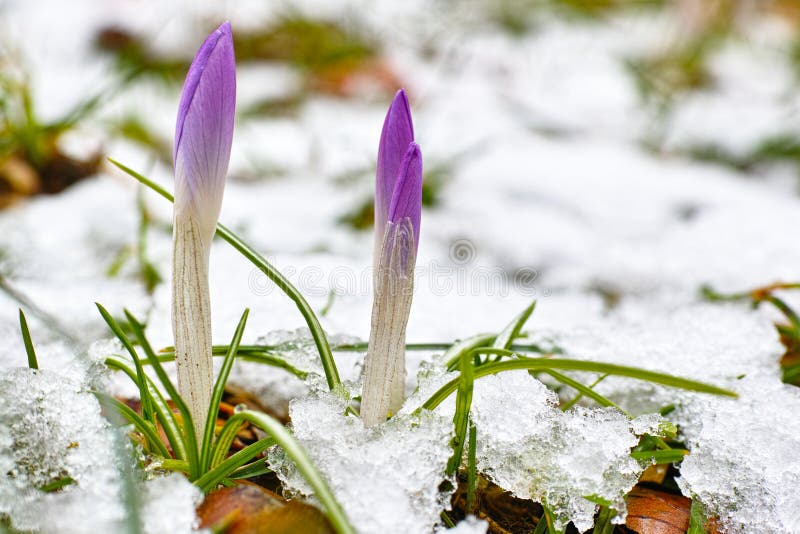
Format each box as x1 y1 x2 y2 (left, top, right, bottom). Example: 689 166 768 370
1 0 800 359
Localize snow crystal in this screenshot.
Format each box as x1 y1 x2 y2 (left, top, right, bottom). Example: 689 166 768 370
469 371 647 532
676 373 800 534
531 301 783 414
0 367 126 532
268 390 453 534
141 473 205 534
0 368 206 534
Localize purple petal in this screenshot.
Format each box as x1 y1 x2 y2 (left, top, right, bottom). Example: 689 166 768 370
375 89 414 237
174 22 236 238
388 143 422 254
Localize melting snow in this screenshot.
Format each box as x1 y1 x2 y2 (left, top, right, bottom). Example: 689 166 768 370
269 389 453 534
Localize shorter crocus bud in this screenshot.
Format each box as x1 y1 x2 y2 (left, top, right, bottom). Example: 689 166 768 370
172 22 236 440
361 93 422 427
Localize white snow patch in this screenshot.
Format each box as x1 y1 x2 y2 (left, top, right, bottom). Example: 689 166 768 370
269 389 453 534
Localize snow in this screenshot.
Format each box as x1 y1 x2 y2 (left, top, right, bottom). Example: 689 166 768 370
676 373 800 533
528 301 784 414
0 367 207 533
141 474 206 534
269 389 453 534
469 372 648 531
0 0 799 532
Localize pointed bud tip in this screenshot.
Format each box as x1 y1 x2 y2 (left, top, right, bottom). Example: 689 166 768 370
388 142 422 253
173 21 236 239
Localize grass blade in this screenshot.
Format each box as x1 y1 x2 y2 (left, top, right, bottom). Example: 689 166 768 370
466 422 477 514
630 449 688 464
445 333 496 371
18 309 38 369
123 310 200 478
493 301 535 351
540 369 627 415
423 349 737 411
560 373 608 411
195 437 276 492
447 346 474 476
96 303 156 426
95 392 170 458
229 458 272 480
688 499 707 534
201 309 249 472
105 355 186 461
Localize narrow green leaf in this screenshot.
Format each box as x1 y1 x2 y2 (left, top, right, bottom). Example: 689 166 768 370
447 347 474 476
444 333 496 371
96 304 156 427
95 392 170 458
762 295 800 333
532 515 549 534
124 310 200 478
229 458 272 480
630 448 688 464
209 414 248 471
560 373 608 411
201 309 249 472
466 422 477 514
108 158 342 392
688 500 707 534
155 347 308 380
195 437 275 492
104 355 187 461
423 349 737 411
157 459 190 473
493 301 536 351
593 506 616 534
19 309 38 370
541 369 627 415
440 511 456 528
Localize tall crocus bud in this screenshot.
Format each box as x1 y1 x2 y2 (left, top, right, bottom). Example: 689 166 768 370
172 22 235 440
361 90 422 427
374 90 414 261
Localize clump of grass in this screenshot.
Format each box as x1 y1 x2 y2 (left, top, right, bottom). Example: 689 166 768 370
0 69 105 205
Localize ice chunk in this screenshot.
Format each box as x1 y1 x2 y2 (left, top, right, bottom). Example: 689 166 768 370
0 367 206 533
676 373 800 534
0 367 126 532
268 389 453 534
469 371 645 532
141 473 206 534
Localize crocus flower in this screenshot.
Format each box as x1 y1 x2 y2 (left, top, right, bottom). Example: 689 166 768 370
361 90 422 427
172 22 235 439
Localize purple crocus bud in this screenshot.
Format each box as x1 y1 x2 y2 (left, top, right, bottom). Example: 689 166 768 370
174 21 236 242
172 22 236 440
362 95 422 427
374 89 414 260
387 143 422 253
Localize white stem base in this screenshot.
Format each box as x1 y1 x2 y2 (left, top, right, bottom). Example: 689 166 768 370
361 221 415 427
172 214 213 442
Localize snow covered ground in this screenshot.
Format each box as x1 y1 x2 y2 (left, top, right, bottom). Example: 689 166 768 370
1 1 799 533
